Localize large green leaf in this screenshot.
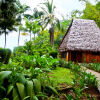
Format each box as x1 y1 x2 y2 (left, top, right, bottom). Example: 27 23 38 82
32 96 38 100
23 96 30 100
26 81 34 97
45 86 58 96
0 71 11 85
7 85 14 95
16 73 26 84
16 83 26 100
13 88 19 100
33 79 41 94
0 71 11 81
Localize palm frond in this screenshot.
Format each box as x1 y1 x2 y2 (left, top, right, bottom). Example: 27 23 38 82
40 7 48 15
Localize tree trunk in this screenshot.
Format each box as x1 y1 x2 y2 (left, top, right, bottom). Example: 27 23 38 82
30 30 31 41
34 33 35 40
4 30 6 48
18 29 20 46
49 27 54 48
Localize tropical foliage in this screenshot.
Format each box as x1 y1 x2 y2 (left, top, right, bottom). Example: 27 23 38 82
80 1 100 27
0 0 18 48
0 0 100 99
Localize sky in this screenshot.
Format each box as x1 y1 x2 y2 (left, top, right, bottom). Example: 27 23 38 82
0 0 97 51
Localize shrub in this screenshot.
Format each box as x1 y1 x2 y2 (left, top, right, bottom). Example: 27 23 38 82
13 54 59 69
0 70 58 100
24 41 34 55
84 63 100 73
5 49 12 64
49 51 57 58
0 48 11 64
13 46 25 56
58 59 72 68
0 48 6 63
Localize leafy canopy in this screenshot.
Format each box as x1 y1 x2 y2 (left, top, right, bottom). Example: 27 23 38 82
0 0 18 33
81 1 100 27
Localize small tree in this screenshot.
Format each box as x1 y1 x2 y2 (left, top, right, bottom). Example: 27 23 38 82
16 0 30 45
40 0 56 48
24 17 33 41
32 20 41 40
0 0 18 48
24 18 41 41
81 1 100 27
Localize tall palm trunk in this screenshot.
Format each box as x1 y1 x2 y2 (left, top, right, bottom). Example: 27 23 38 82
49 27 54 48
4 30 6 48
30 30 32 41
18 29 20 46
4 29 7 48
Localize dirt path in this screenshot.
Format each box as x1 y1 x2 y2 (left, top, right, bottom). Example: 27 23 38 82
84 68 100 92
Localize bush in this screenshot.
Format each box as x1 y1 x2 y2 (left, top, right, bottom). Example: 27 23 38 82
24 41 34 55
83 63 100 73
0 48 11 64
0 48 6 63
0 71 58 100
13 54 59 69
5 49 12 64
49 51 57 58
58 59 72 68
13 46 25 56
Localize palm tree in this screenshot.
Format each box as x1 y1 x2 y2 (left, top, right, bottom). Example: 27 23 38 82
24 17 41 41
40 0 56 48
16 0 30 45
0 0 18 48
32 20 41 40
33 8 44 19
53 19 65 38
24 17 33 41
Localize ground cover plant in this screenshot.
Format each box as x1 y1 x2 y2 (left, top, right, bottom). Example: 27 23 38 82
81 63 100 73
58 62 100 100
49 67 74 87
0 64 59 100
0 52 100 100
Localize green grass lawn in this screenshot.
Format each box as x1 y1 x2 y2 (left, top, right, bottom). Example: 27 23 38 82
49 67 74 87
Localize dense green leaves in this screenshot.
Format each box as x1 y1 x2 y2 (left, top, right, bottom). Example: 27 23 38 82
0 0 99 99
33 79 41 94
0 71 11 82
26 81 34 97
0 0 18 47
16 83 26 100
81 1 100 27
0 48 12 64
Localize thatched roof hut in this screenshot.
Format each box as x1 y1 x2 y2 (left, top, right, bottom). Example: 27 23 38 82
59 19 100 63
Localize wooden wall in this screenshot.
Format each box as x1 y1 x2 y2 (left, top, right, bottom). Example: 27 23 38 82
60 51 100 63
82 52 100 63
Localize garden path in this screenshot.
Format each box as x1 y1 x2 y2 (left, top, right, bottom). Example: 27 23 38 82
84 67 100 92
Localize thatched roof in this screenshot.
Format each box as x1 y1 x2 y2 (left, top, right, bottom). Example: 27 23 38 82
59 19 100 52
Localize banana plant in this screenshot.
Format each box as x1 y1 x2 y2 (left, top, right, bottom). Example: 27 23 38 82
0 70 58 100
0 71 39 100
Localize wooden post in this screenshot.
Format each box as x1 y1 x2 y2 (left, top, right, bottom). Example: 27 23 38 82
60 53 62 59
66 52 69 61
68 52 71 61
